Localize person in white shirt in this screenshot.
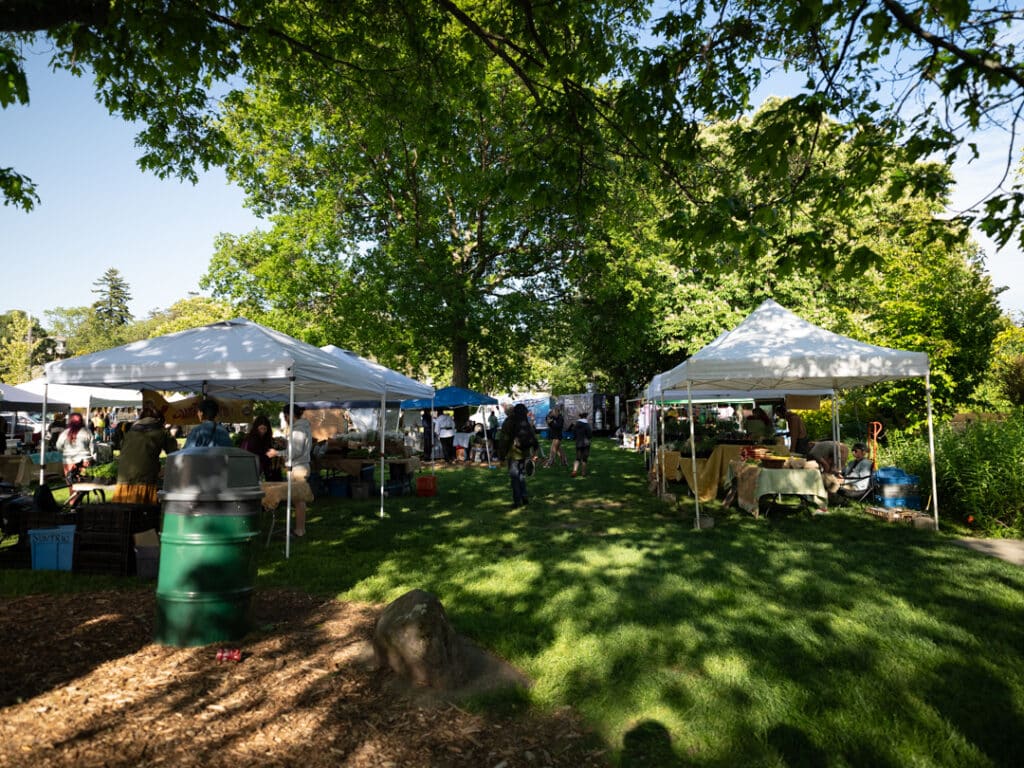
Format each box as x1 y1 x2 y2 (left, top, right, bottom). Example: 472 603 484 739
434 411 456 462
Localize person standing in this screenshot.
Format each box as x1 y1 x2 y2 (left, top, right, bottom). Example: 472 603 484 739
268 405 313 537
544 405 568 468
56 413 94 506
241 414 278 480
184 399 233 448
421 410 434 461
434 410 456 462
776 404 809 454
498 403 539 508
571 412 593 478
112 406 178 504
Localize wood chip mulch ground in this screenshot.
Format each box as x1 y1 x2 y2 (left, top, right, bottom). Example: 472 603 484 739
0 588 610 768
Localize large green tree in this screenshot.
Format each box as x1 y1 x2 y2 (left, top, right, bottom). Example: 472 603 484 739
205 58 600 391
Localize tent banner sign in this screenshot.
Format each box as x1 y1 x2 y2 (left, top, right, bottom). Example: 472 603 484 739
143 391 254 426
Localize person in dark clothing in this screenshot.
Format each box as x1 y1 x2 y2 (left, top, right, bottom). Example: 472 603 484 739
543 405 568 468
421 410 433 460
497 403 539 508
241 414 279 480
571 412 593 478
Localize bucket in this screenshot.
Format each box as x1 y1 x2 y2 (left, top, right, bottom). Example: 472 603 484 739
155 447 263 647
416 475 437 497
326 476 351 497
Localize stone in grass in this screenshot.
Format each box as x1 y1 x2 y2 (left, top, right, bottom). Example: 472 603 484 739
373 588 530 698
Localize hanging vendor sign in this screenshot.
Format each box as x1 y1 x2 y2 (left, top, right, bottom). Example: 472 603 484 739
143 390 254 425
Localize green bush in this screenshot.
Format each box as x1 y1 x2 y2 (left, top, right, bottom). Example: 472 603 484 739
882 411 1024 536
87 461 118 482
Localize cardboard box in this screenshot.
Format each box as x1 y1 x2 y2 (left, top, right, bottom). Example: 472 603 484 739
133 529 160 547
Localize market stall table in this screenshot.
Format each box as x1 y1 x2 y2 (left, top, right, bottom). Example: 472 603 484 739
678 443 751 502
727 460 827 518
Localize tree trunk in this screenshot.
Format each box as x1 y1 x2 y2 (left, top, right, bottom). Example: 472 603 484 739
451 335 470 389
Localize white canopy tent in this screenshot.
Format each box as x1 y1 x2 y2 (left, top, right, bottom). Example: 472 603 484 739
43 318 398 557
18 377 143 410
651 299 936 527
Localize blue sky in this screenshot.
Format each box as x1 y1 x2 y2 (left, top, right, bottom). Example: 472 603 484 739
2 50 1022 324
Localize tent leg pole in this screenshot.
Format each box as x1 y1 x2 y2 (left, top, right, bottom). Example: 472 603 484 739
687 382 700 528
380 391 386 518
286 378 294 559
925 372 940 530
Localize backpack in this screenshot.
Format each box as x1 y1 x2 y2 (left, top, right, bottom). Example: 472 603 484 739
513 419 537 452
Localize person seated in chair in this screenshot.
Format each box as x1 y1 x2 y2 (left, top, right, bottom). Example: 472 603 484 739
838 442 874 497
822 442 874 502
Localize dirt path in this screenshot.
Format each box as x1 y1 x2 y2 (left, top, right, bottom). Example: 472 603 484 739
1 589 609 768
953 537 1024 566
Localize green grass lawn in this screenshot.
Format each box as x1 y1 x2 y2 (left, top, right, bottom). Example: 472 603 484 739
5 440 1024 766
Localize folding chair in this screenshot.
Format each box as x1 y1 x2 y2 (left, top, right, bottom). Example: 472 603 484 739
832 470 876 505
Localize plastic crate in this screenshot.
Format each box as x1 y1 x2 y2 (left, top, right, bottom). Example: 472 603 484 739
877 495 922 510
29 525 76 571
326 476 351 497
350 481 370 499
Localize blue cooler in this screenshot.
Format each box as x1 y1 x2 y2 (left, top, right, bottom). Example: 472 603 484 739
29 525 77 571
875 467 921 509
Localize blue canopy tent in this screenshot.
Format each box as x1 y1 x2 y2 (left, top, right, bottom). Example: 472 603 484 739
401 385 497 411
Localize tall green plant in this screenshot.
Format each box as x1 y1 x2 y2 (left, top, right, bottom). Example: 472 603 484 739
883 413 1024 536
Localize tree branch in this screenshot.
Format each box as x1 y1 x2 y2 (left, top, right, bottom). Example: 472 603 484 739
882 0 1024 90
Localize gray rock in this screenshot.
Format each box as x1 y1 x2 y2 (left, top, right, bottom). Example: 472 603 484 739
373 589 467 689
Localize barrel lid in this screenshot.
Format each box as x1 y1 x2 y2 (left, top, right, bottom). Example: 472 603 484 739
162 446 261 497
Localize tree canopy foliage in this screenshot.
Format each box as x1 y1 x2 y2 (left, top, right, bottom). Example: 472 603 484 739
4 1 1024 250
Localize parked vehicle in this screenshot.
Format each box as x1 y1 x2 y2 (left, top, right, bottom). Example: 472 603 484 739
1 413 44 447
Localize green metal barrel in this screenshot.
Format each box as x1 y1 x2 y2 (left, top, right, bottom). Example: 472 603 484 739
154 447 263 647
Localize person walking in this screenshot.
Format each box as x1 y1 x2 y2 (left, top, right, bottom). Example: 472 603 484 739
544 405 568 468
498 403 539 508
571 412 592 478
56 413 94 507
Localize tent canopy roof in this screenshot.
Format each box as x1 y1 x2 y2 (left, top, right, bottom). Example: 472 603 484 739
0 383 70 412
402 385 497 410
44 318 390 403
656 299 929 393
302 345 433 407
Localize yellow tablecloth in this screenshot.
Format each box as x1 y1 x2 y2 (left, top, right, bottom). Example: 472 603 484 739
261 481 314 511
672 444 752 502
728 460 827 517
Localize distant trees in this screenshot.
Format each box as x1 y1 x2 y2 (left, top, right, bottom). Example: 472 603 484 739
0 310 42 383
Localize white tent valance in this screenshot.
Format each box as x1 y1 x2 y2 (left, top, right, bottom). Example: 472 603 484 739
18 377 142 410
